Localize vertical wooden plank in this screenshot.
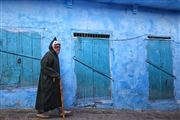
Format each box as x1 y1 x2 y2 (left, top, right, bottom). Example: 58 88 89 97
75 38 93 99
0 29 5 85
3 30 8 68
160 40 173 98
81 38 93 67
82 38 93 98
31 32 41 85
75 61 93 99
75 61 82 98
5 31 19 85
20 32 33 86
148 65 161 99
0 30 7 85
160 41 173 73
0 29 3 83
93 39 111 98
75 39 84 99
16 31 23 86
147 40 161 99
75 38 82 99
93 39 110 75
147 40 161 67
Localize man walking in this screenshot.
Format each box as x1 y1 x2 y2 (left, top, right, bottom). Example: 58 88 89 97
35 37 62 118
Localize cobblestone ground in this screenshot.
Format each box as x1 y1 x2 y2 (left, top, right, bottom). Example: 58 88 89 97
0 108 180 120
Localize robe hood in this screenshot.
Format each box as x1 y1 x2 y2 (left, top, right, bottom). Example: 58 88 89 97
49 37 57 52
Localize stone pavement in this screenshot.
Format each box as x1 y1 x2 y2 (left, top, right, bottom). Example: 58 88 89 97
0 108 180 120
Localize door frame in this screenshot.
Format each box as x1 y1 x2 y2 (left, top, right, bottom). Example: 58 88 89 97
71 29 113 104
0 28 42 88
146 38 174 100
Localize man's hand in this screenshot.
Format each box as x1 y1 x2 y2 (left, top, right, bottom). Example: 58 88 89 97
53 78 56 82
52 75 60 82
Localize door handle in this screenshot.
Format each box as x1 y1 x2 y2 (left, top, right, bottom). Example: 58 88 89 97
17 58 21 64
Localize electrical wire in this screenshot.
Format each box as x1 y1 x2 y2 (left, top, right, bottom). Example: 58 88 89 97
171 40 180 45
109 34 180 45
109 34 149 41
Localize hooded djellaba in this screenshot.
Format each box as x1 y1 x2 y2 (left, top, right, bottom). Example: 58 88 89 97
35 37 61 116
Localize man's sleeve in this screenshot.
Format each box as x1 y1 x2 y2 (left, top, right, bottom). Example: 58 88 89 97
41 53 60 78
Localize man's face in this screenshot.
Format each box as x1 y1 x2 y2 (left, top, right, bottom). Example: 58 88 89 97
54 44 60 54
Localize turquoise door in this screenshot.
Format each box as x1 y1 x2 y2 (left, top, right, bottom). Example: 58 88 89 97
20 32 41 86
0 29 41 87
75 38 111 100
0 29 20 85
147 40 174 100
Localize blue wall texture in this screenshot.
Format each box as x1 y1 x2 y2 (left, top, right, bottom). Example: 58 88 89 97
0 0 180 110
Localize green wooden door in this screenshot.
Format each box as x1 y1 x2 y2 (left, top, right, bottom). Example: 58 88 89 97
0 29 41 87
0 29 20 85
147 40 174 100
75 37 111 100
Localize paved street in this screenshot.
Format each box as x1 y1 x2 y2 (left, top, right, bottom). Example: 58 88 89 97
0 108 180 120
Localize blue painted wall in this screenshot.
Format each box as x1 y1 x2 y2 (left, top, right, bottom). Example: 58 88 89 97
0 0 180 110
